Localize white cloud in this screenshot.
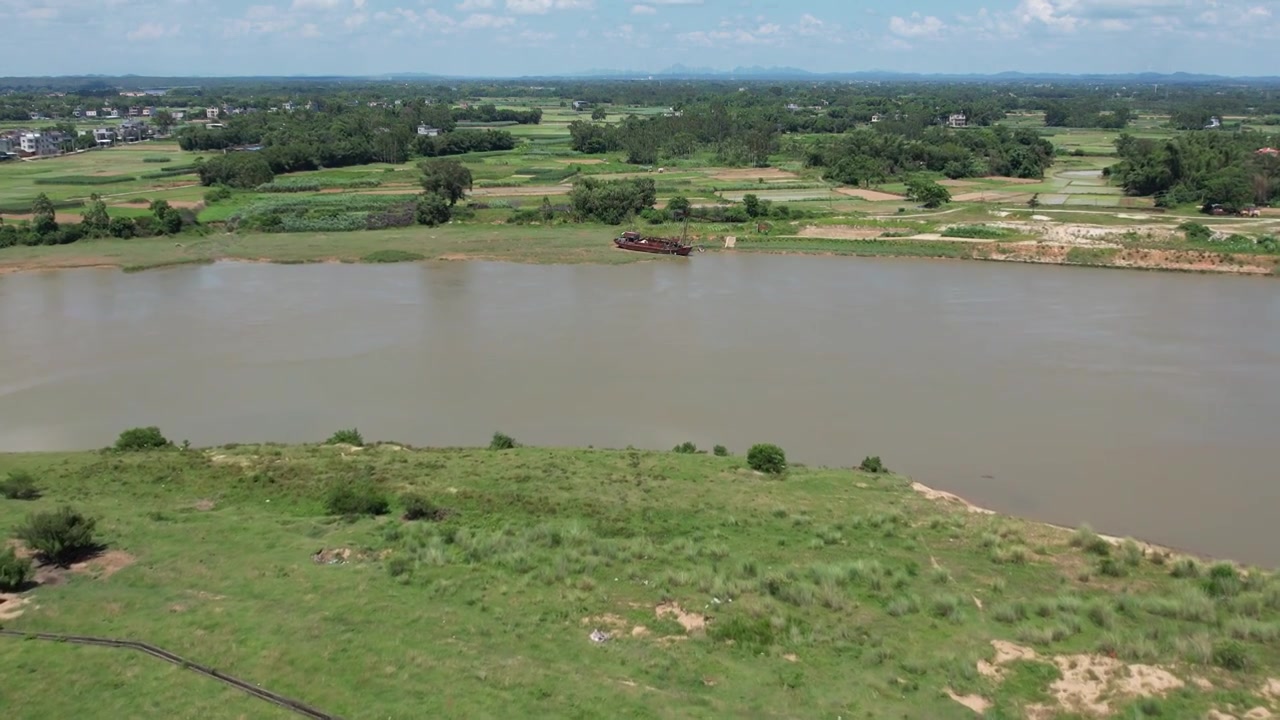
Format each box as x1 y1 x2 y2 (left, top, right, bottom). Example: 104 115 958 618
344 13 367 29
461 12 514 28
505 0 593 14
456 0 493 9
126 22 179 40
631 4 655 14
889 12 944 38
1015 0 1080 32
519 28 555 42
291 0 341 9
353 0 365 7
300 22 321 36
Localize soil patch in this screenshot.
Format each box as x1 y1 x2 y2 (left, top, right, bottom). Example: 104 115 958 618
470 185 571 197
0 212 88 224
70 550 136 579
1264 678 1280 702
939 179 977 188
709 167 799 182
0 593 32 621
947 689 992 714
985 176 1041 185
312 547 363 565
655 602 707 633
952 191 1034 203
796 225 886 240
193 498 216 511
834 188 905 202
911 482 995 515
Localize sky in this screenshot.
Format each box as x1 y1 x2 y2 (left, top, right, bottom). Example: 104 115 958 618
0 0 1276 78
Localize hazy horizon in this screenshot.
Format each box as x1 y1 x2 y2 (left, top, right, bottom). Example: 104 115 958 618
0 0 1271 78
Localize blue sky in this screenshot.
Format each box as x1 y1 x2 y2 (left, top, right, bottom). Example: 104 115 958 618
0 0 1275 77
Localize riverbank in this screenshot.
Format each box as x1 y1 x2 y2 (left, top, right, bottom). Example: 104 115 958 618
2 222 1278 276
1 440 1276 719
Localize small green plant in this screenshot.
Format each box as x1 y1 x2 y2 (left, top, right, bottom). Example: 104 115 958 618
327 428 364 446
1211 639 1250 671
672 441 699 454
1069 523 1112 556
859 456 886 474
0 470 40 500
15 506 99 566
747 443 787 475
489 432 519 450
0 546 33 591
1170 556 1202 579
401 493 443 521
324 482 389 517
713 445 729 457
362 250 426 263
114 426 171 451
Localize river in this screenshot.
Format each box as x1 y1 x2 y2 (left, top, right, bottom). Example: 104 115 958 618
1 256 1277 565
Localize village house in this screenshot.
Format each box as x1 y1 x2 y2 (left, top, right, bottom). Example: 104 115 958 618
94 127 117 146
19 131 62 157
417 124 441 137
947 113 967 129
870 113 883 123
207 107 220 119
84 109 98 118
1205 116 1222 129
0 134 14 155
1256 147 1280 157
571 100 590 111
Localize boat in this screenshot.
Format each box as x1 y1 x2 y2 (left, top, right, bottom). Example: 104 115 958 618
612 216 702 256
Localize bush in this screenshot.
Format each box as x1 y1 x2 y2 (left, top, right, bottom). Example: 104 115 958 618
672 442 699 454
1179 222 1213 243
15 506 98 566
142 157 173 163
747 443 787 474
0 470 40 500
0 547 33 591
327 428 364 446
713 445 729 457
324 482 390 517
489 431 519 450
203 186 232 204
362 250 425 263
114 426 171 451
859 456 886 473
402 493 443 521
1211 639 1250 671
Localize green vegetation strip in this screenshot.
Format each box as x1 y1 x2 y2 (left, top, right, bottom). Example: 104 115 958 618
32 176 136 186
0 630 340 720
2 431 1276 718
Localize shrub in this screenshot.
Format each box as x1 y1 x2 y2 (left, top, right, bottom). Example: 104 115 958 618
1170 557 1202 579
324 482 390 517
1203 562 1242 598
672 442 699 454
142 157 173 163
747 443 787 474
1211 639 1250 671
203 186 232 204
114 426 171 451
401 493 443 521
859 456 886 473
362 250 425 263
489 431 519 450
15 506 98 566
709 614 775 649
0 547 33 591
0 470 40 500
327 428 364 446
1069 524 1112 556
713 444 729 457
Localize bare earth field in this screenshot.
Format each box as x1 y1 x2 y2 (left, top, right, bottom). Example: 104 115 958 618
834 188 906 201
708 167 800 182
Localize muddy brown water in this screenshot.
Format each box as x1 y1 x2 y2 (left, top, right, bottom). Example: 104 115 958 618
1 257 1277 566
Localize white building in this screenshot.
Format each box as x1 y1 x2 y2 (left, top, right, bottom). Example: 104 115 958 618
417 124 441 137
947 113 967 129
19 132 61 156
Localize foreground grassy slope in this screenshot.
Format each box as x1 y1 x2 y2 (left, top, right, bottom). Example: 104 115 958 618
1 444 1278 719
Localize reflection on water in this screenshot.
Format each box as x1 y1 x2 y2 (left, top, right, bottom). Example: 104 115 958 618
1 257 1277 565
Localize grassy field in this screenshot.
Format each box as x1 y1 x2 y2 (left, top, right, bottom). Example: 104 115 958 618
1 441 1278 719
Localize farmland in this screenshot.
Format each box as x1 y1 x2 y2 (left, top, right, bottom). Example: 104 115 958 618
1 440 1279 719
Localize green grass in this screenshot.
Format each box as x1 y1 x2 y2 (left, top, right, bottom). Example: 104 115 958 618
738 237 979 259
0 443 1277 719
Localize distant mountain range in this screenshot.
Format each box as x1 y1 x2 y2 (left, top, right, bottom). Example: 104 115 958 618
6 68 1280 85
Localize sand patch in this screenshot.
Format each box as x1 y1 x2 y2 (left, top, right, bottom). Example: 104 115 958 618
834 187 906 202
209 453 255 467
783 653 799 663
63 550 136 580
709 167 799 182
947 689 992 714
1244 709 1273 719
655 602 707 633
911 482 995 515
0 212 89 224
193 499 217 511
1264 679 1280 702
312 548 361 565
796 225 886 240
0 593 32 621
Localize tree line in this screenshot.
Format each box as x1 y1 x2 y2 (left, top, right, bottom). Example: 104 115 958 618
1108 131 1280 210
0 194 191 248
805 126 1055 184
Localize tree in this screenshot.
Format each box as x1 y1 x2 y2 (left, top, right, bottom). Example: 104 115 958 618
539 196 555 222
1028 193 1041 209
743 193 763 218
0 547 32 592
905 177 952 209
154 109 175 136
31 193 58 236
114 426 171 451
150 200 184 235
81 193 110 237
416 192 452 227
667 195 691 218
419 158 472 206
591 107 607 121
